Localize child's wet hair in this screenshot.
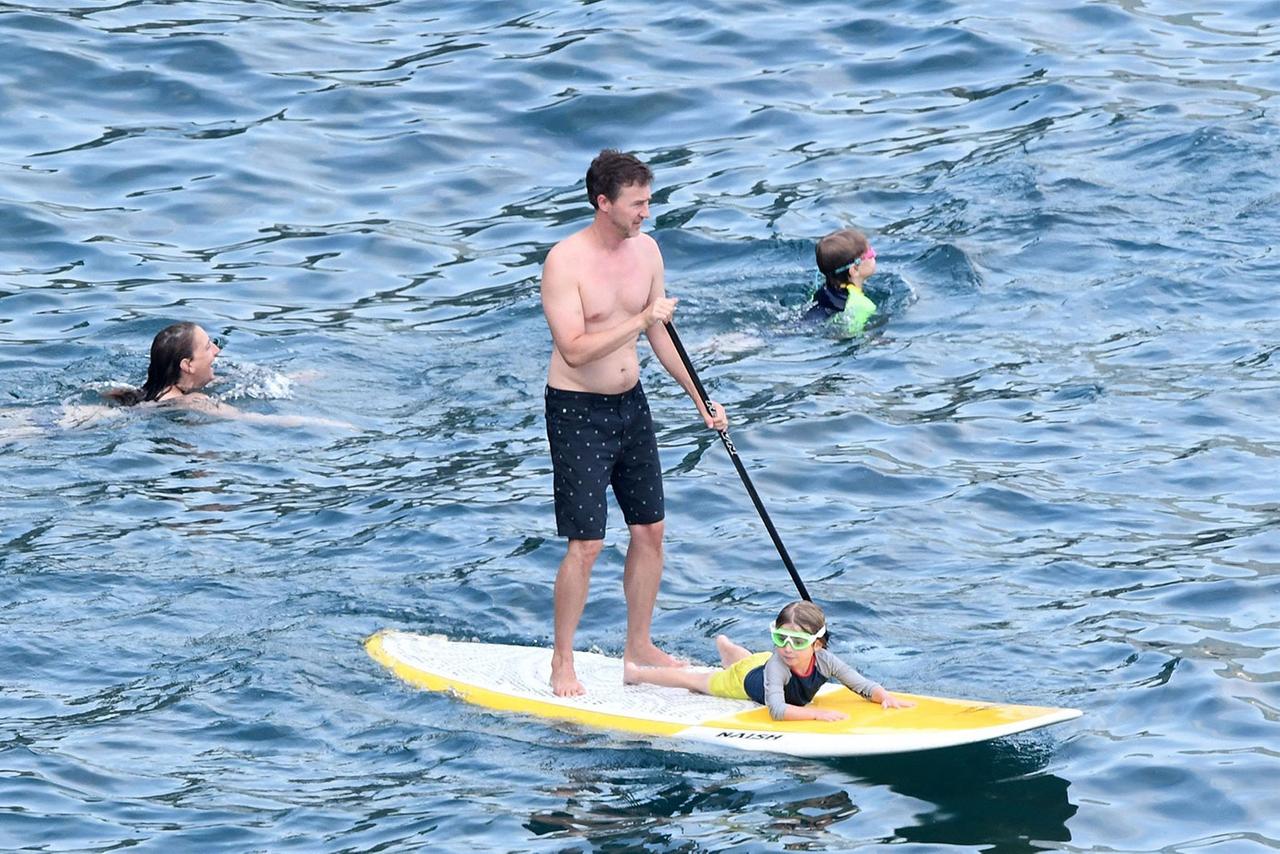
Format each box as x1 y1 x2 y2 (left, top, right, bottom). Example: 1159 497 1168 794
816 229 869 287
775 600 831 646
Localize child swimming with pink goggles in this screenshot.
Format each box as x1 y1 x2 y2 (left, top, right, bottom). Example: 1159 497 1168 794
805 228 878 335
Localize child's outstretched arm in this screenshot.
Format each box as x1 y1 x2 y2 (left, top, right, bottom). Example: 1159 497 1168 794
818 650 914 709
780 703 847 722
870 686 915 709
763 657 851 722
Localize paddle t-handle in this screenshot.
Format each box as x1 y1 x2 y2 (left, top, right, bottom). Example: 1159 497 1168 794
662 320 811 602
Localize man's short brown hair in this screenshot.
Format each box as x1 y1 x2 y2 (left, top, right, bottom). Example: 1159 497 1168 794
586 149 653 208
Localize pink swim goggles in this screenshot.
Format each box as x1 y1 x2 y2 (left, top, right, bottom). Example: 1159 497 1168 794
833 245 876 276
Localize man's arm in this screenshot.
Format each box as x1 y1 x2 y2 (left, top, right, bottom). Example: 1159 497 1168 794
642 243 729 430
541 244 668 368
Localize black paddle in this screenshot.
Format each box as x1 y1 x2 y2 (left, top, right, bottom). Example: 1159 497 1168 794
663 320 811 602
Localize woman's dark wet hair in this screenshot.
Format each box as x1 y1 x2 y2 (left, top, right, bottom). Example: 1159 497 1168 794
816 229 870 288
586 149 654 209
104 322 197 406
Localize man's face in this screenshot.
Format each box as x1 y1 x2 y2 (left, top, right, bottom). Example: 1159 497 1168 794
599 182 651 238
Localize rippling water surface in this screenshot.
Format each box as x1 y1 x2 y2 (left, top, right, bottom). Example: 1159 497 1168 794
3 1 1279 851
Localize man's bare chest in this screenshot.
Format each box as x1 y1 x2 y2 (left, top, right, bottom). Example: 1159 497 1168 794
579 269 651 326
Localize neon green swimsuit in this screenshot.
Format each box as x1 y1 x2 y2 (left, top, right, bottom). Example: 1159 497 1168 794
836 289 877 335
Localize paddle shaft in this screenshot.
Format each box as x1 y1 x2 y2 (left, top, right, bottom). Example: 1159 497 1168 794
663 321 811 602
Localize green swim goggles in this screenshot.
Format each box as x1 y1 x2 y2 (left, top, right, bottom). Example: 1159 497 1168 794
770 624 827 650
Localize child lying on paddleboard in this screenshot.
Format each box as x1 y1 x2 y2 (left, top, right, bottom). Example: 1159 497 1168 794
624 600 913 721
803 228 878 336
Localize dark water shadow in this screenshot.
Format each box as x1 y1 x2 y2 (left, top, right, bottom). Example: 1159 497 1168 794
520 745 758 847
516 731 1075 852
835 737 1078 851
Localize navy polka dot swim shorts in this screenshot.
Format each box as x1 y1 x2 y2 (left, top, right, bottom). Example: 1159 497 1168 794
545 382 665 540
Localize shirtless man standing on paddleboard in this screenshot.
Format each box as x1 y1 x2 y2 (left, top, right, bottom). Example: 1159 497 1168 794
541 149 728 696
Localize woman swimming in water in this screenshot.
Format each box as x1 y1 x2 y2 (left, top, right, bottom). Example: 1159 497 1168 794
99 322 351 428
1 322 352 442
104 322 222 406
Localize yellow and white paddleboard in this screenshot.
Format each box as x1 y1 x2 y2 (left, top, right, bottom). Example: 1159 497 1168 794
366 629 1081 758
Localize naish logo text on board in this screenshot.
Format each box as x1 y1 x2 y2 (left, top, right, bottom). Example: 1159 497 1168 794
716 731 783 741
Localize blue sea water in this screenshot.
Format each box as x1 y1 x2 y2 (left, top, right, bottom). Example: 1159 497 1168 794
2 0 1279 850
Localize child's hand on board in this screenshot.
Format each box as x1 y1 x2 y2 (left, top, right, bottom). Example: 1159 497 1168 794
881 693 915 710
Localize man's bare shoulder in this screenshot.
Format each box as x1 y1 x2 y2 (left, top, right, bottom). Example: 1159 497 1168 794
546 227 593 264
634 231 660 251
634 232 662 261
542 237 583 295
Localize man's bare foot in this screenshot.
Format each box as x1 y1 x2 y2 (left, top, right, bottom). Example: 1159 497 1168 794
624 641 685 669
551 654 585 696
